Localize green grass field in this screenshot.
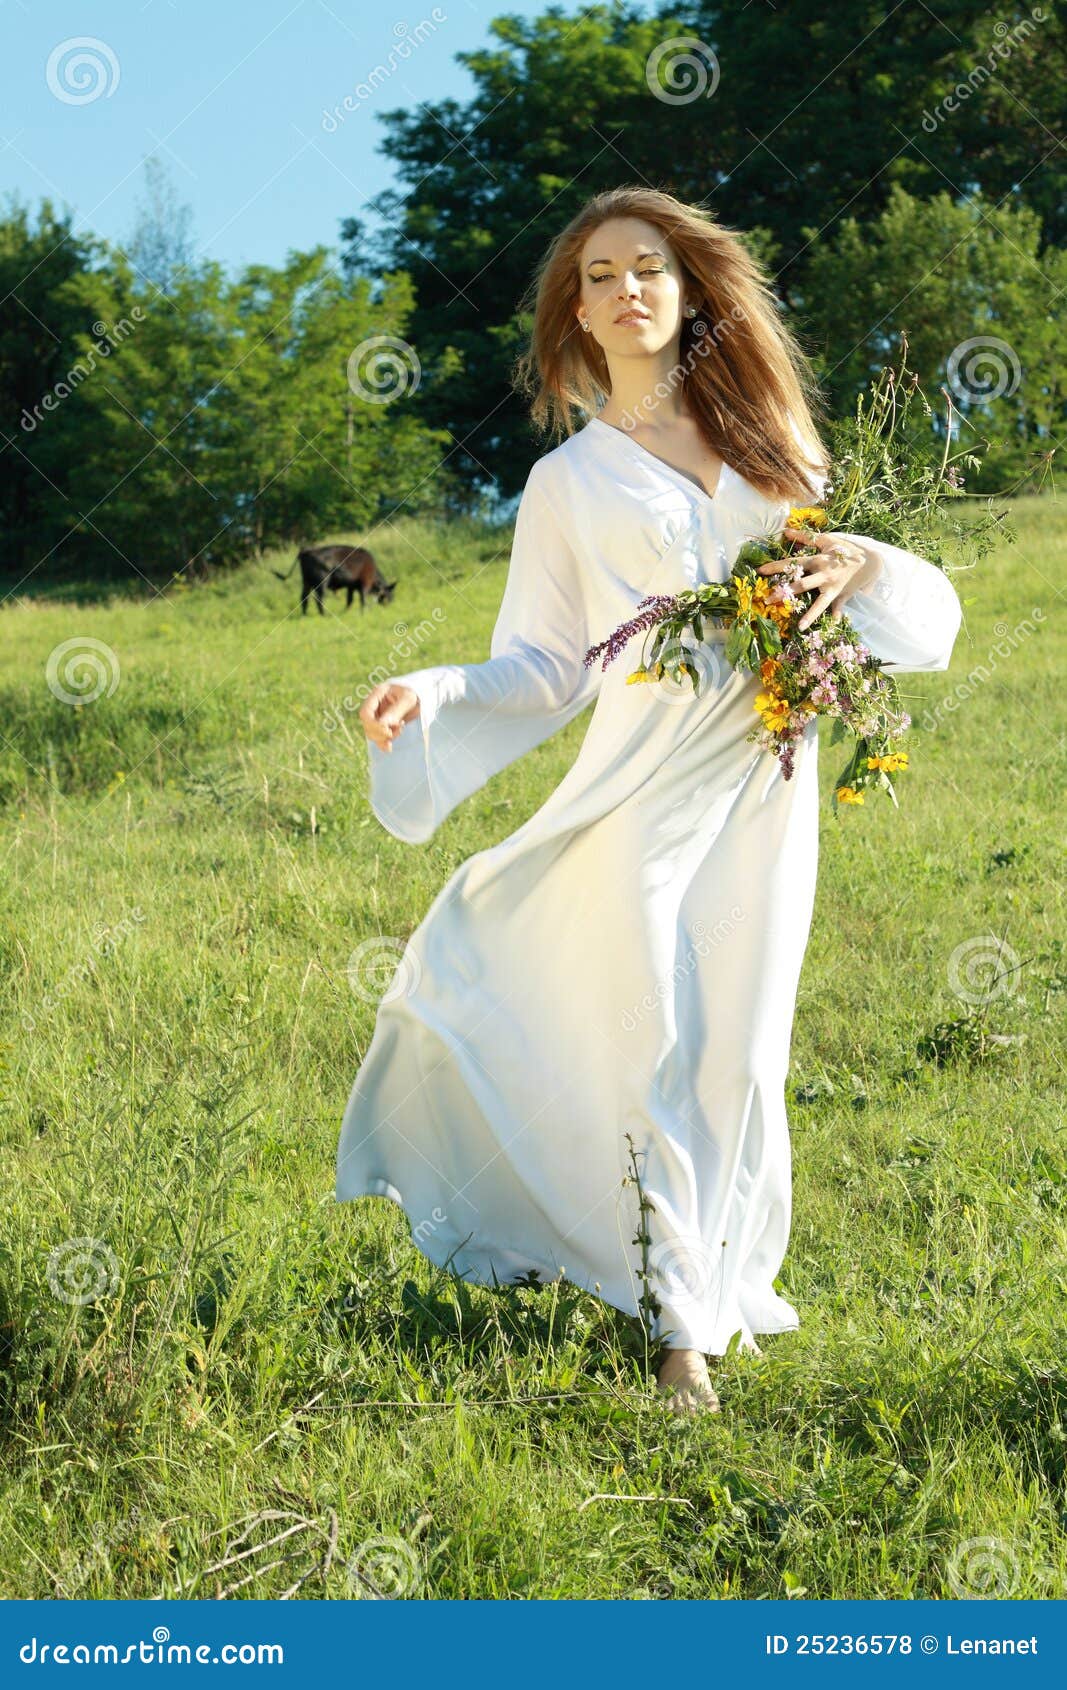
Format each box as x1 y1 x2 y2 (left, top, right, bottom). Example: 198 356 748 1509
0 497 1063 1600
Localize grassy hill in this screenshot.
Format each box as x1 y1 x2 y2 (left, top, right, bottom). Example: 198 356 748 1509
0 496 1062 1599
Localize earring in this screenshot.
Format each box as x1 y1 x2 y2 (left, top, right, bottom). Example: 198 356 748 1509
579 317 591 332
685 304 697 317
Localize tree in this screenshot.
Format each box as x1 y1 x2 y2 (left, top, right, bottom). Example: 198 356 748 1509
214 251 459 556
64 252 238 576
1 197 457 584
0 197 112 576
348 0 1065 495
798 186 1065 485
127 155 198 298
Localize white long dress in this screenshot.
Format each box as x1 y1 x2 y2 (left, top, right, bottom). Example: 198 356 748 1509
335 415 963 1353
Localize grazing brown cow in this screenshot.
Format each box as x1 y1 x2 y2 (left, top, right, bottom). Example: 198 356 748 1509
273 545 398 615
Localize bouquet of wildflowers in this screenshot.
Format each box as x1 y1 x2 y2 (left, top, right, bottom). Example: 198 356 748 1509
583 341 1029 813
583 532 910 807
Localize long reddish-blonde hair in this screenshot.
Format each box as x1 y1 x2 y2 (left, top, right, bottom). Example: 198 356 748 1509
512 186 831 504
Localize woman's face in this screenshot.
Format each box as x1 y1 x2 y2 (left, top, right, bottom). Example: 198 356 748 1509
575 216 688 355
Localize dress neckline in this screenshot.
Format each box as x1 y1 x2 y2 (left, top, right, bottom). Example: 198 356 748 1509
587 414 733 506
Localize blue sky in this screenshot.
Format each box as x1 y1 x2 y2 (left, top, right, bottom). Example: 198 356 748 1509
0 0 556 274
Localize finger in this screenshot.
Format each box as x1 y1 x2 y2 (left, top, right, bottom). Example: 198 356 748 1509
797 591 837 631
786 528 842 557
757 557 819 578
374 695 408 730
777 570 828 600
365 709 400 747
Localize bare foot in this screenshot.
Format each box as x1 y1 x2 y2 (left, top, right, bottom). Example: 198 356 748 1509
655 1347 721 1415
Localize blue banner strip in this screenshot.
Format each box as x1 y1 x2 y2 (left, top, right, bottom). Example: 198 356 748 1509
1 1600 1064 1684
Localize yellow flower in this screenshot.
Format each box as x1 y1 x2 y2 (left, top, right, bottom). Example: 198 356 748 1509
836 785 865 805
867 751 909 773
787 506 828 530
754 690 791 731
759 658 781 683
626 661 664 685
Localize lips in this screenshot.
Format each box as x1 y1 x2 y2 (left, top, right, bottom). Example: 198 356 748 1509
615 310 650 324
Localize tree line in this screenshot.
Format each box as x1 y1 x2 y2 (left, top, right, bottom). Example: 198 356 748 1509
1 0 1062 583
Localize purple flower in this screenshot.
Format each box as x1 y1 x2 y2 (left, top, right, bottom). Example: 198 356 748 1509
584 593 681 669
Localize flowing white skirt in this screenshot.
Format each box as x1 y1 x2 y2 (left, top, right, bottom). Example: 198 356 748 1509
336 630 821 1353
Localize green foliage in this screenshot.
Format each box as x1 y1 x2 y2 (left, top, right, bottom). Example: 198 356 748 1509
4 4 1064 576
0 204 456 581
355 1 1067 493
800 187 1066 487
0 199 111 569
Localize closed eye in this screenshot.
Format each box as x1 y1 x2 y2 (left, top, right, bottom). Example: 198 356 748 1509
590 268 665 283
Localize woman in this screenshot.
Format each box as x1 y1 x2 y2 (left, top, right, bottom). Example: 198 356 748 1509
336 188 962 1416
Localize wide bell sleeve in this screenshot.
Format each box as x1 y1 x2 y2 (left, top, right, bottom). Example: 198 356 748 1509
366 459 603 844
828 535 963 673
785 413 964 675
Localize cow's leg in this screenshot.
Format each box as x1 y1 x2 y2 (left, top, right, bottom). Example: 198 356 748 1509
300 583 311 615
315 582 326 615
345 586 355 609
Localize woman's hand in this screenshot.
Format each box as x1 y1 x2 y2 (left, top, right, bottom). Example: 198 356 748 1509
757 527 883 633
360 681 421 753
